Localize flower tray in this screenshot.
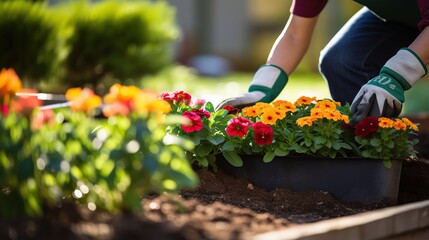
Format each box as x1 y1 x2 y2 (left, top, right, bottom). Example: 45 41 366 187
216 155 402 204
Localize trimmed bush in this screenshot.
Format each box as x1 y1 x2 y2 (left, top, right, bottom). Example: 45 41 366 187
0 1 61 86
62 1 179 91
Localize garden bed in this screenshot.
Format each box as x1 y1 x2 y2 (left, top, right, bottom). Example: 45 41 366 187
1 158 428 240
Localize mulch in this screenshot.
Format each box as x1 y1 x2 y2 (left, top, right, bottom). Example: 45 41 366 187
1 132 429 240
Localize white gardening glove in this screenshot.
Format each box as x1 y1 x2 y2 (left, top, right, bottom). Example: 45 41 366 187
215 64 288 111
351 48 427 123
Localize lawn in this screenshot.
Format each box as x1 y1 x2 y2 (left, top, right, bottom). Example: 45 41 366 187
141 65 429 114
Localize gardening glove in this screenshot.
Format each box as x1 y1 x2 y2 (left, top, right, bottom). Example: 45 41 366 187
215 64 288 111
351 48 427 124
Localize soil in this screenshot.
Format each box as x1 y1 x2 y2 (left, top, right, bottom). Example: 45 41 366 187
1 156 429 240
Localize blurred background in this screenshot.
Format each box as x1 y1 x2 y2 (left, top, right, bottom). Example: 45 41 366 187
1 0 427 113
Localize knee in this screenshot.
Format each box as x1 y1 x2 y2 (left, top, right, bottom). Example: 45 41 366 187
319 45 343 80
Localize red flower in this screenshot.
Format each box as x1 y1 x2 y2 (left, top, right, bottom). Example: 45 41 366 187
226 117 252 138
160 91 192 106
159 92 175 103
11 89 42 117
252 122 273 146
181 111 203 133
354 117 379 138
192 109 210 119
223 105 239 115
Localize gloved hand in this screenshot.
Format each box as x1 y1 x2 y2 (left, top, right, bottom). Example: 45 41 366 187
215 64 288 111
351 48 427 123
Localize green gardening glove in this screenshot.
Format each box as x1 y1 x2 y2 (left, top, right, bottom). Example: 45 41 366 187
351 48 427 123
215 64 288 111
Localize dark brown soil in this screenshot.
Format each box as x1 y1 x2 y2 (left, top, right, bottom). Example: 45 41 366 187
1 158 429 240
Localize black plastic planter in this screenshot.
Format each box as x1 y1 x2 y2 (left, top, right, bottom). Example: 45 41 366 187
216 155 403 204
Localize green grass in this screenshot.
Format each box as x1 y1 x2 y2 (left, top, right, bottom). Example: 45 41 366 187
140 66 330 106
140 65 429 114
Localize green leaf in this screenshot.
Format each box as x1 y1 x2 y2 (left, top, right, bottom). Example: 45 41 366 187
207 135 225 145
383 159 392 169
205 102 214 112
195 143 214 157
314 136 326 145
263 151 275 163
222 151 243 167
274 148 289 157
197 157 209 167
221 140 235 152
370 138 381 147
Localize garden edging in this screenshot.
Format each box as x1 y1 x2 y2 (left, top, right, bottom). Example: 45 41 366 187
253 199 429 240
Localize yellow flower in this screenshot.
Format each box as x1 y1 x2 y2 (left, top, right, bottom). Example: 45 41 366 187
342 115 350 124
378 117 394 128
393 119 407 131
261 108 279 125
296 116 314 127
242 106 260 117
294 96 316 106
402 117 419 131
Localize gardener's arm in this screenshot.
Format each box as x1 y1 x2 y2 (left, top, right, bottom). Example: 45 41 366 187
215 15 319 110
351 26 429 123
409 26 429 65
266 15 318 75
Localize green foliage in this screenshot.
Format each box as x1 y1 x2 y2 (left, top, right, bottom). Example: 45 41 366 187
0 1 61 85
62 0 178 90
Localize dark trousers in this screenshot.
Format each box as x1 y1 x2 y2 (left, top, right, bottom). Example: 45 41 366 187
319 7 419 105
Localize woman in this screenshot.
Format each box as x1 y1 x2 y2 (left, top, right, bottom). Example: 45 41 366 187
216 0 429 123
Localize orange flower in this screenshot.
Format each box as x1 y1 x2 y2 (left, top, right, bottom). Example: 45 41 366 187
294 96 316 106
272 100 296 113
0 68 22 103
242 106 260 117
322 109 343 121
401 117 419 131
393 119 407 131
310 107 323 119
261 108 278 125
102 102 130 117
273 107 286 120
315 99 338 110
103 83 140 103
65 88 102 113
296 116 314 127
378 117 394 128
132 91 171 115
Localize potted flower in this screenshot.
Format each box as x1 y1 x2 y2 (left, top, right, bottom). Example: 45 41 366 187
162 91 419 203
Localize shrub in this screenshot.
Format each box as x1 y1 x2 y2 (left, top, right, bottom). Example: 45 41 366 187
62 0 179 91
0 1 61 86
0 69 198 217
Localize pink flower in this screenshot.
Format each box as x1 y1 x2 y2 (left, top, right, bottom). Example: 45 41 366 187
159 92 175 103
174 91 192 105
226 117 252 138
252 122 273 146
191 98 206 108
181 111 203 133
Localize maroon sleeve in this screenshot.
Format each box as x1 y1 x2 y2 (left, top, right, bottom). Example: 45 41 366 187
417 0 429 31
290 0 329 18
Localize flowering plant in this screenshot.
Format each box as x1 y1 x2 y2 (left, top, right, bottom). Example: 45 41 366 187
0 71 198 217
162 91 419 168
